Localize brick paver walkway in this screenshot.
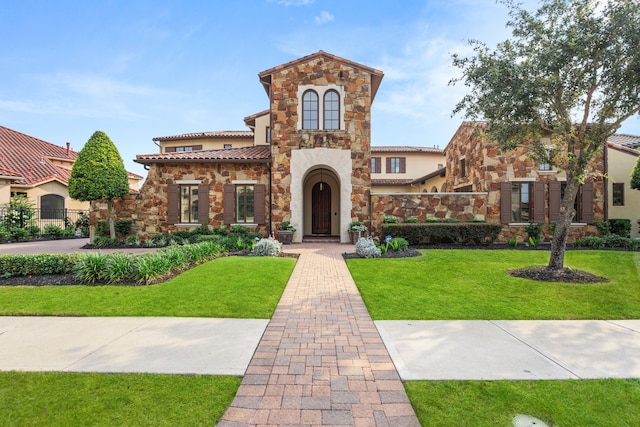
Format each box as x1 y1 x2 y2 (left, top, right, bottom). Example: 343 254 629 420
217 243 420 427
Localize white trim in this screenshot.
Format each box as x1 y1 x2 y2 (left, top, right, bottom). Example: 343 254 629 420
232 180 258 185
176 180 201 184
296 84 346 131
510 177 536 182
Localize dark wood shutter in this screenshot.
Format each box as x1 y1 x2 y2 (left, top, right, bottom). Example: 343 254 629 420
533 181 545 223
167 184 179 225
254 184 266 224
549 181 561 223
500 182 512 224
165 147 176 153
223 184 235 224
198 184 209 224
386 157 391 173
400 157 406 173
581 181 594 223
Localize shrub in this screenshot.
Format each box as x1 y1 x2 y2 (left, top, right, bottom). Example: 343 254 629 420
125 235 140 246
251 237 283 257
382 217 398 224
230 225 249 235
348 221 368 232
103 253 137 283
355 237 381 258
74 253 110 283
95 220 110 238
75 213 90 236
582 236 604 249
28 226 41 237
593 220 611 236
114 219 133 238
9 227 30 242
608 219 631 238
0 253 78 278
404 217 419 224
525 222 543 241
389 237 409 251
382 223 501 246
93 236 120 247
134 253 173 285
44 225 65 239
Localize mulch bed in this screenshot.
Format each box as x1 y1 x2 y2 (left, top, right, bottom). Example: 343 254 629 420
508 266 609 283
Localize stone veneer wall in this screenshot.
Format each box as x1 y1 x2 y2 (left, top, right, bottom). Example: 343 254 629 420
91 161 270 240
440 122 604 242
267 56 373 234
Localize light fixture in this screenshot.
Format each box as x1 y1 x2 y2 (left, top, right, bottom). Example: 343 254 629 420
320 169 323 191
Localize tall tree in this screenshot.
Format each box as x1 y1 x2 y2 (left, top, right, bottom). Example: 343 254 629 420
451 0 640 270
68 131 130 239
632 156 640 190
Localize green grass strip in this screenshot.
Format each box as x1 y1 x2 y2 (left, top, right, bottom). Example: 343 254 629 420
0 256 296 318
0 371 240 427
405 379 640 427
347 250 640 320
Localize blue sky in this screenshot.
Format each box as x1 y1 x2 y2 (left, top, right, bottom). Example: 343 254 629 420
2 0 639 178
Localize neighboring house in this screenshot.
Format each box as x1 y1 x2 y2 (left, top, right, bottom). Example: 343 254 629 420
107 51 383 243
0 125 143 225
606 135 640 237
370 146 446 193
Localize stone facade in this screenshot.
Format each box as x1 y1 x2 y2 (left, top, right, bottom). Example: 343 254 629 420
261 52 382 242
92 161 270 239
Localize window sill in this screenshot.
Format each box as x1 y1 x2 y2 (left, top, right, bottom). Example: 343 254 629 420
174 223 202 228
538 170 558 175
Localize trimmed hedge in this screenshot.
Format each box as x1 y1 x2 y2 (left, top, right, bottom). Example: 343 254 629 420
0 254 80 278
382 223 502 246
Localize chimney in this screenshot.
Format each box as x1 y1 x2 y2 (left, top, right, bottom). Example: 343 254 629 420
66 142 71 157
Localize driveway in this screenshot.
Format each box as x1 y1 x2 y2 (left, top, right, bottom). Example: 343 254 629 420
0 238 159 255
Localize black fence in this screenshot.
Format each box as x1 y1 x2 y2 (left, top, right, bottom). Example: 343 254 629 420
0 208 88 235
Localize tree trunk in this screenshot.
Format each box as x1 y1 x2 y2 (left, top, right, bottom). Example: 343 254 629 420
548 179 580 271
107 199 116 240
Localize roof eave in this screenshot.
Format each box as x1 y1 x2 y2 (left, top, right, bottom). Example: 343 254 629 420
134 158 271 165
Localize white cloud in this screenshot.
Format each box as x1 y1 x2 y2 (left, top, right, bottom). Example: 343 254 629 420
315 11 334 24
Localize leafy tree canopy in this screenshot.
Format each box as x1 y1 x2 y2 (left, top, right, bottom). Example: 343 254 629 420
452 0 640 180
68 131 130 202
451 0 640 270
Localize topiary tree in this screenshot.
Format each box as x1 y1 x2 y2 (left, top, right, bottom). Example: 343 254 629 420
68 131 130 240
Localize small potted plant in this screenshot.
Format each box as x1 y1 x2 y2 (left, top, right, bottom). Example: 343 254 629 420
348 221 368 244
277 221 296 244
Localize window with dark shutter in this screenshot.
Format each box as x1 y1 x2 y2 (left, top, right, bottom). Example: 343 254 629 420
198 184 209 224
549 181 561 223
167 184 179 225
254 184 266 224
223 184 235 224
533 181 545 223
581 181 594 223
371 157 381 174
500 182 512 224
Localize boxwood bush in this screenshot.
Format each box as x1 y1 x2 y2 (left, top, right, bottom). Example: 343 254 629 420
0 254 79 278
382 223 501 246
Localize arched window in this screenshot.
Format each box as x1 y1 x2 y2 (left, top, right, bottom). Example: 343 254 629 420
40 194 64 219
323 90 339 130
302 90 319 130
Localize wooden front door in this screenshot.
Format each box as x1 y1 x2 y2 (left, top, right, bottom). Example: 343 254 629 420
312 182 331 234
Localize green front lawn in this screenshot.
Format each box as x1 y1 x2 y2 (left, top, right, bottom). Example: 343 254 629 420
0 371 240 427
347 250 640 320
0 256 296 318
405 379 640 427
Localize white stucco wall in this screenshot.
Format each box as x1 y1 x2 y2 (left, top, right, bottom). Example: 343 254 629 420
290 148 353 243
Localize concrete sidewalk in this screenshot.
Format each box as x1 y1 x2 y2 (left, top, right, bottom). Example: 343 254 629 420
1 317 638 380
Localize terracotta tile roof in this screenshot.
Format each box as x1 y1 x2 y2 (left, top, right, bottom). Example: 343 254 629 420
152 130 254 142
244 110 270 127
0 166 23 179
608 141 639 157
258 50 385 101
372 146 444 154
609 133 640 149
135 145 271 165
0 125 77 186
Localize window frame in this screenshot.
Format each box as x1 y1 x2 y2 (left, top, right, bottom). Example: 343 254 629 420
179 184 200 224
323 90 340 130
510 182 531 222
371 157 381 174
386 157 406 174
40 194 65 220
302 90 319 130
235 184 255 224
612 182 624 206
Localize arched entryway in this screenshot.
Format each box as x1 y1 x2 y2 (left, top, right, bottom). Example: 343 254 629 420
311 181 331 234
290 148 353 243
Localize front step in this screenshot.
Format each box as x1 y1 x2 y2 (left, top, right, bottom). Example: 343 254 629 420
302 235 341 243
